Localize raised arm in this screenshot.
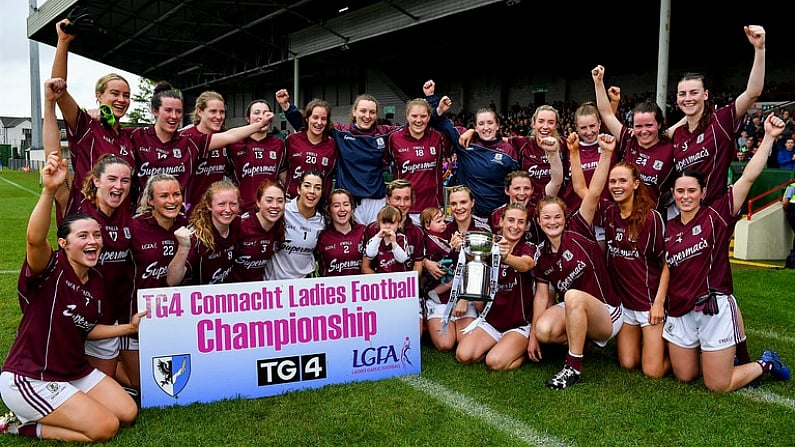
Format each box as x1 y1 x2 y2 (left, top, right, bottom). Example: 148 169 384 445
51 19 82 131
734 25 766 117
732 113 785 211
209 112 274 149
578 134 616 226
166 226 193 286
541 137 564 197
28 95 69 274
592 65 623 136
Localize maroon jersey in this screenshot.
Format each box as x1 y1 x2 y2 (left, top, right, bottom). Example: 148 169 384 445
4 250 104 381
231 211 280 282
131 126 210 211
664 189 737 317
128 211 187 321
618 125 676 211
182 219 240 284
282 132 336 200
560 141 618 212
229 134 287 212
490 202 541 244
535 213 618 307
316 223 366 276
75 197 133 323
64 109 136 215
181 126 231 211
487 240 537 332
600 201 665 311
672 102 742 206
364 219 425 272
386 127 451 213
365 233 411 273
423 231 453 302
513 135 570 205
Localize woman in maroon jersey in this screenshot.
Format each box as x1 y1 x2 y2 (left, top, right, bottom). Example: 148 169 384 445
131 82 275 213
229 99 287 213
51 20 136 216
231 181 286 282
181 91 233 211
455 204 537 371
63 154 136 381
279 98 337 201
316 189 365 277
568 133 670 379
0 89 143 441
663 113 790 392
529 133 623 390
167 180 241 285
386 94 451 223
119 173 187 394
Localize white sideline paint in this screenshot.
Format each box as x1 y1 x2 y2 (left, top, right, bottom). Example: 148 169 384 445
747 328 795 345
0 176 40 196
739 388 795 411
400 375 574 447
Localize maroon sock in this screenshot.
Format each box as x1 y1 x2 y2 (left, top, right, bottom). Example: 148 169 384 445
736 340 751 364
18 422 38 438
566 352 583 373
758 359 773 374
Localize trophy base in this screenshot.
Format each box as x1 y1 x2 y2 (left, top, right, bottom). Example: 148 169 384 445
458 293 492 302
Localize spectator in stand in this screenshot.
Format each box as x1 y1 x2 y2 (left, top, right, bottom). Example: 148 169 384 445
278 98 337 200
783 181 795 269
228 99 286 213
316 188 366 277
167 180 241 285
663 113 791 392
180 91 232 212
776 136 795 169
736 147 749 163
230 181 286 282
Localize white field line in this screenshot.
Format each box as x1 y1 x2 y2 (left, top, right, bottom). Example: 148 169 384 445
400 375 574 447
0 175 40 196
739 388 795 411
0 270 19 274
747 328 795 345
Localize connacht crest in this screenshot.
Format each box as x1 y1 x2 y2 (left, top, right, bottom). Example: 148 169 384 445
153 354 191 398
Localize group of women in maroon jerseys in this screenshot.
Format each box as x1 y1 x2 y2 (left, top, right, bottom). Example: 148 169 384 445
2 18 791 443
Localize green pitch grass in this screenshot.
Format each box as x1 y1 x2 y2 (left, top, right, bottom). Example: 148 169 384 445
0 169 792 446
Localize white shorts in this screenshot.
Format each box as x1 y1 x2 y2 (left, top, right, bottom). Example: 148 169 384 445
554 301 623 347
0 369 105 424
622 307 659 328
662 294 741 351
120 335 140 351
477 320 531 342
424 298 478 321
85 335 121 360
354 197 386 226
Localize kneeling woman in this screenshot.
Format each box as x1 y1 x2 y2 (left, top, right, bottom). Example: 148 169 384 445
0 137 144 441
455 204 536 371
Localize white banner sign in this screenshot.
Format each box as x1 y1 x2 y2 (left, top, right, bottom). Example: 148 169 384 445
137 272 421 408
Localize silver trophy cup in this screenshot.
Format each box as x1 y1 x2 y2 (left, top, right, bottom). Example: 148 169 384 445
459 231 494 301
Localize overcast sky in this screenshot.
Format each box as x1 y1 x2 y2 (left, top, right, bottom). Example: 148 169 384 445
0 1 142 118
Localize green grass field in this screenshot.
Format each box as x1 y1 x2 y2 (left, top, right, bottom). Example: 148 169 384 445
1 169 793 446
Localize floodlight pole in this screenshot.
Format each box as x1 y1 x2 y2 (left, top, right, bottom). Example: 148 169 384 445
29 0 43 155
